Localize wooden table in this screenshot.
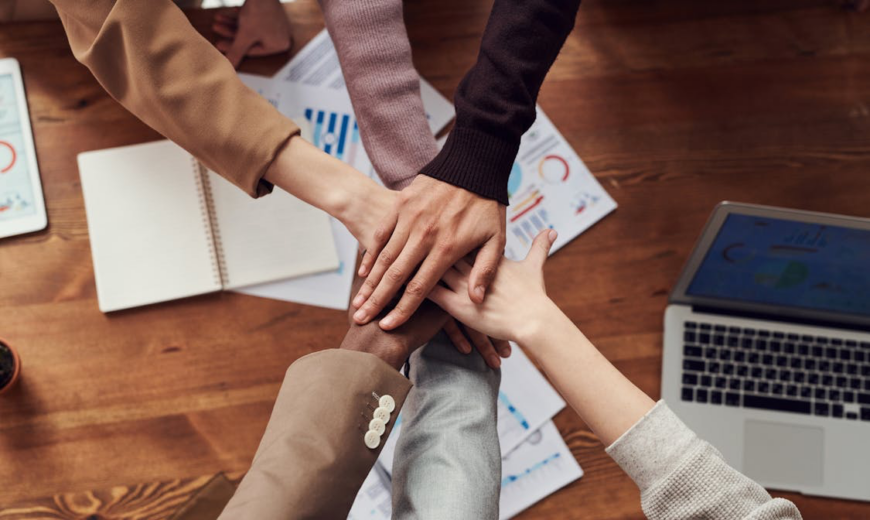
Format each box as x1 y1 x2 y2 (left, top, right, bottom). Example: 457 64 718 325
2 1 870 518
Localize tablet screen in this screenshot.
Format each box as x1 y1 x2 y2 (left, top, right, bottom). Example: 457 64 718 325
0 73 36 221
687 213 870 317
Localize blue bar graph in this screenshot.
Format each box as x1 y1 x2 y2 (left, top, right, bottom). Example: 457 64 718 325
304 108 361 163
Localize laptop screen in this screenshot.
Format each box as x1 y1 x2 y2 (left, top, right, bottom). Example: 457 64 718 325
686 213 870 317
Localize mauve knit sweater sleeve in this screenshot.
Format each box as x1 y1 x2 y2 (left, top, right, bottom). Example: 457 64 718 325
420 0 582 205
318 0 438 191
607 401 803 520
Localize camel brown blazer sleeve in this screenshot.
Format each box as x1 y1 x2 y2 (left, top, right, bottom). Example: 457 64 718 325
49 0 298 197
218 349 412 520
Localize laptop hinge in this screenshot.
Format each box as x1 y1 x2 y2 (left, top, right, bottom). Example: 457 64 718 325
691 305 870 334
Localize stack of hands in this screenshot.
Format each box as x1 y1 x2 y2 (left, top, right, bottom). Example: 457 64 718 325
342 175 511 370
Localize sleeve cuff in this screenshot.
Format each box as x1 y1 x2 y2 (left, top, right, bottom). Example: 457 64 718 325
419 127 518 205
605 400 701 491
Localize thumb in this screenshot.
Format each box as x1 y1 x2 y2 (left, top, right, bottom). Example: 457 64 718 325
224 33 257 68
468 236 505 304
525 229 557 269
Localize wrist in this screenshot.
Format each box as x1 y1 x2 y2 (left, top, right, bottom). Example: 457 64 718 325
339 325 407 371
514 298 563 349
264 135 364 220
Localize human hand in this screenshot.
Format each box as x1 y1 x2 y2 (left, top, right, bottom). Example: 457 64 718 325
351 175 506 330
443 318 512 369
340 274 448 370
428 229 558 344
213 0 293 68
342 273 510 369
339 182 399 256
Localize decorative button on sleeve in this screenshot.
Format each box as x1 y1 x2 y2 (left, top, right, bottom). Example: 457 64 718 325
373 407 391 424
379 395 396 413
364 429 380 449
369 418 386 436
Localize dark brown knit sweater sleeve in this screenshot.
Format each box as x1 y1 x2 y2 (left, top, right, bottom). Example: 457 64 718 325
420 0 581 205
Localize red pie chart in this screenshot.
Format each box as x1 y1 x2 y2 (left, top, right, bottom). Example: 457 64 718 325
0 140 15 173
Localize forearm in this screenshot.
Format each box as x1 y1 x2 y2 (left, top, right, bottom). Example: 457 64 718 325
520 307 800 519
319 0 437 190
264 136 373 220
50 0 296 198
518 303 654 446
420 0 582 204
219 350 411 520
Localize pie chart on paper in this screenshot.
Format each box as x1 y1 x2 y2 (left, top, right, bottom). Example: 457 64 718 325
0 140 15 173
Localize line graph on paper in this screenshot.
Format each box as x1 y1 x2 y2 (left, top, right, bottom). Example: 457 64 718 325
502 451 564 489
498 390 530 443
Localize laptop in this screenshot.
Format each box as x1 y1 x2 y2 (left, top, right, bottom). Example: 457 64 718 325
662 202 870 502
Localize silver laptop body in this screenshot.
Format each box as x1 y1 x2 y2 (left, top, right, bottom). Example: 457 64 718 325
662 202 870 501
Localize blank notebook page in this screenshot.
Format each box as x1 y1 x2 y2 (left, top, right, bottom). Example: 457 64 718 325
79 141 221 312
204 170 339 289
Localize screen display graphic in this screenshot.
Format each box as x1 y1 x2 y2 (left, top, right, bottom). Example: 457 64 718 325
0 73 36 221
687 213 870 317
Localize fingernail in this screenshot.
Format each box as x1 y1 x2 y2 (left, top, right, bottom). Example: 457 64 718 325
358 265 366 276
462 343 472 354
489 354 501 369
475 286 485 299
548 229 558 242
380 315 395 329
352 294 365 308
500 347 512 358
353 309 368 323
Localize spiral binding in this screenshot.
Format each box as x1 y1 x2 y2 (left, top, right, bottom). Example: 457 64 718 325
192 158 228 287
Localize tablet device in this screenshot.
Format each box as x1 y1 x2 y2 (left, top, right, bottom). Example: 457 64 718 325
0 58 47 239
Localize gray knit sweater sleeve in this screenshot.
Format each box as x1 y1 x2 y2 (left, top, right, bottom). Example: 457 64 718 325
606 401 802 520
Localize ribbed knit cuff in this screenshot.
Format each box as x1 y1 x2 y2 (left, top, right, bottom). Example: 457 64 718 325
419 127 518 205
606 400 700 492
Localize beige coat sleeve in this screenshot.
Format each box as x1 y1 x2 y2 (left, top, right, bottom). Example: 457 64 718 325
49 0 298 197
218 349 412 520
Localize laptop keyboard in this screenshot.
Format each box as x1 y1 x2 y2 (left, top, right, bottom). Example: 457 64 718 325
681 321 870 421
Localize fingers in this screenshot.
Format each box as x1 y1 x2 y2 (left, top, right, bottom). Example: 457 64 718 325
353 224 407 309
212 22 237 39
493 338 512 359
379 252 452 330
353 235 422 325
465 327 501 369
441 266 466 293
455 258 473 276
443 318 472 354
224 33 257 68
427 285 464 316
358 206 399 278
526 229 558 269
467 236 505 304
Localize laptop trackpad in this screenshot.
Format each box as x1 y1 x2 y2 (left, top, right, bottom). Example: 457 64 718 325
743 420 824 487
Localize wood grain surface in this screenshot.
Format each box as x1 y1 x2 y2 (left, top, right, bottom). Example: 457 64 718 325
1 0 869 518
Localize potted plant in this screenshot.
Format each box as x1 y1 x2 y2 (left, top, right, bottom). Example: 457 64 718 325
0 338 21 395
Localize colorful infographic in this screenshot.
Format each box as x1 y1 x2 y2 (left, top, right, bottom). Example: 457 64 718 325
304 108 364 166
504 108 616 260
0 74 36 221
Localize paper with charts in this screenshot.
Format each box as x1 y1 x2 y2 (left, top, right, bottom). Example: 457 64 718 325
503 107 617 261
366 344 581 519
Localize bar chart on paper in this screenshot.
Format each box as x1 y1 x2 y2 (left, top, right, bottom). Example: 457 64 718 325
504 107 616 261
304 107 372 176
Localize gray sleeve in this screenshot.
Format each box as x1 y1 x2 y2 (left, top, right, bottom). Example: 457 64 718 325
606 401 802 520
391 331 502 519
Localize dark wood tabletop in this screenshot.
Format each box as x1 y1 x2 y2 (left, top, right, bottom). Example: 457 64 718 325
1 0 869 518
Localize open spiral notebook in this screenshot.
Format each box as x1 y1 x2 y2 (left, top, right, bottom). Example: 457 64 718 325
78 140 339 312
